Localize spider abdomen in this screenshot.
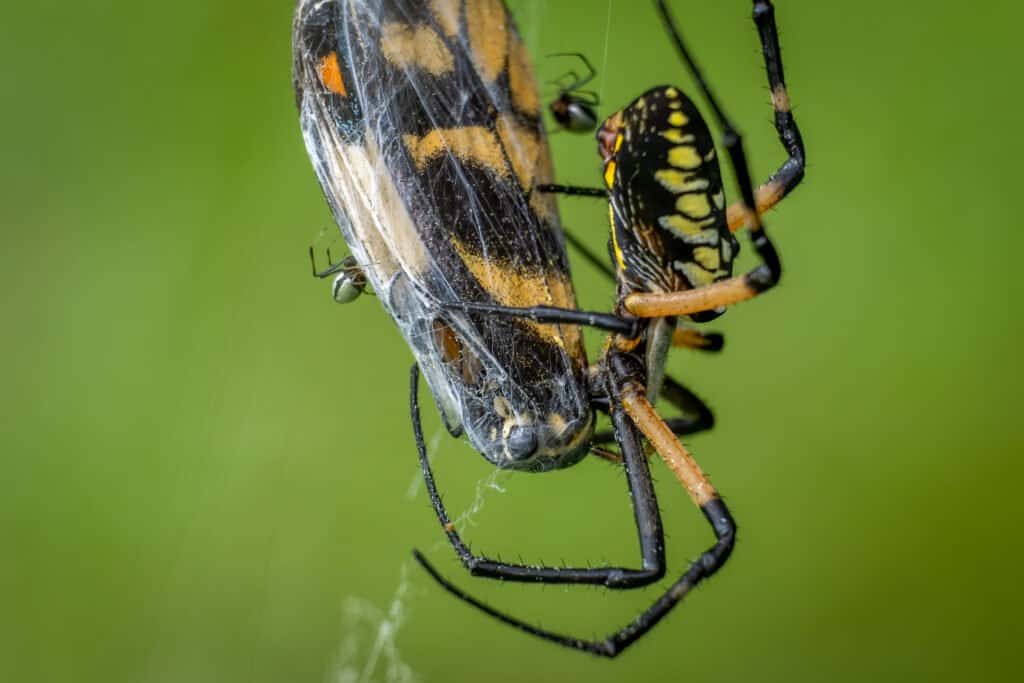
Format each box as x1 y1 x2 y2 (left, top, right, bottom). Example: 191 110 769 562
601 86 739 299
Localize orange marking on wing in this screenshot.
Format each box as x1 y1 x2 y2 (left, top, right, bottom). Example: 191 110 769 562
380 22 454 76
452 239 582 355
429 0 460 37
496 114 539 192
318 52 347 96
466 0 507 82
402 127 508 175
508 34 540 116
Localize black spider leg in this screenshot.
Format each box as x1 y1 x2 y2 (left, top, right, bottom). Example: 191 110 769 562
409 364 666 588
435 188 635 336
548 52 597 94
591 374 714 445
660 0 782 300
536 184 606 198
439 300 639 337
744 0 806 220
437 299 723 354
309 245 347 279
413 352 736 658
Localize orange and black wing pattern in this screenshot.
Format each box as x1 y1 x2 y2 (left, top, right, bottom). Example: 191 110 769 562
292 0 593 469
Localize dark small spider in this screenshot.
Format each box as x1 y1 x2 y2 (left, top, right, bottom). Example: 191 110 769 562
547 52 600 133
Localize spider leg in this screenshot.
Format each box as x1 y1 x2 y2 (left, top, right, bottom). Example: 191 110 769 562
570 88 601 106
559 230 725 354
548 69 580 91
309 245 348 279
548 52 597 91
536 183 606 198
414 352 735 658
409 364 665 588
591 374 714 445
725 0 806 232
439 300 639 337
672 326 724 352
438 267 721 346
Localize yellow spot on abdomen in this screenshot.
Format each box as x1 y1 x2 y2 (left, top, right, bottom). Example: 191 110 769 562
668 111 688 127
659 215 720 245
603 160 617 188
661 129 694 144
680 262 716 287
659 214 701 238
654 169 686 193
693 246 721 271
676 193 713 220
655 170 708 194
668 145 702 170
318 52 346 96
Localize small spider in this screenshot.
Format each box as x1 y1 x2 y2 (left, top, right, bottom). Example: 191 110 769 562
547 52 600 133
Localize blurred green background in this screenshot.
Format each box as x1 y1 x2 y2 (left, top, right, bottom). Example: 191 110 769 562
3 1 1022 681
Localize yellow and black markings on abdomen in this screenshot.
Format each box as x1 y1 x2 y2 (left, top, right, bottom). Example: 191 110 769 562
606 86 739 309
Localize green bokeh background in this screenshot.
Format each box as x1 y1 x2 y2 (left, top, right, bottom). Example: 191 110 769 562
3 1 1022 681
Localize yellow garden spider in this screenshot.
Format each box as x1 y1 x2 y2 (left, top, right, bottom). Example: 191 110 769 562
414 0 806 656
